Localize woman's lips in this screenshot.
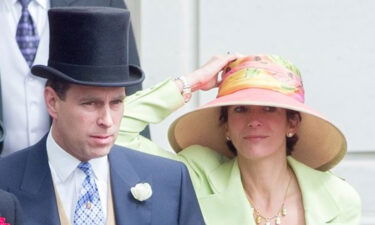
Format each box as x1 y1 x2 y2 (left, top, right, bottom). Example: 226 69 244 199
243 135 268 141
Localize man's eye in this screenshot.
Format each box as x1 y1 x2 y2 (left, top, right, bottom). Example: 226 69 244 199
82 102 95 106
112 100 123 105
263 106 276 112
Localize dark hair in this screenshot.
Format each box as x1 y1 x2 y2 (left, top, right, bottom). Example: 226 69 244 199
45 78 71 100
219 106 301 156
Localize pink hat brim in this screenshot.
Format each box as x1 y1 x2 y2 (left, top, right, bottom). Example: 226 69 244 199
168 88 346 171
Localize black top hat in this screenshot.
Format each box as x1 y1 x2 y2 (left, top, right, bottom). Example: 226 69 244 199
32 7 144 87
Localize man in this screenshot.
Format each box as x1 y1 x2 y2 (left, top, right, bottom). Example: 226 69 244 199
0 7 204 225
0 189 23 225
0 0 146 156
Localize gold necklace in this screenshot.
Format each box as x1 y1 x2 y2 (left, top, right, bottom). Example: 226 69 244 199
247 169 292 225
253 203 287 225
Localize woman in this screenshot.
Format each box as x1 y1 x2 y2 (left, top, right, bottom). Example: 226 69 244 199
117 54 361 225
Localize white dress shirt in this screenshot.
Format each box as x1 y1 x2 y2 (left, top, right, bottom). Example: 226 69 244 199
46 131 109 224
0 0 50 156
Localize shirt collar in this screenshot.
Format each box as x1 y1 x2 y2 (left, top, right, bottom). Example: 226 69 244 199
34 0 49 9
47 130 109 184
11 0 49 9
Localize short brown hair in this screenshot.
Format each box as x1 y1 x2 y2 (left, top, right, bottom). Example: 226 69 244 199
45 78 71 100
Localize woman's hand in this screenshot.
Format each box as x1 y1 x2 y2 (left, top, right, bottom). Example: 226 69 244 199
175 54 238 92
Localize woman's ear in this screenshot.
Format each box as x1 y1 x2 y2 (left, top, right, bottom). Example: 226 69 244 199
44 87 60 120
224 124 230 139
287 113 301 134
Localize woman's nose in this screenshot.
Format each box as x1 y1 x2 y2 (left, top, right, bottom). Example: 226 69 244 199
247 118 262 128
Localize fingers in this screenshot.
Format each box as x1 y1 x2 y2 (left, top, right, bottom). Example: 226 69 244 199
204 54 238 68
199 54 237 79
181 53 241 92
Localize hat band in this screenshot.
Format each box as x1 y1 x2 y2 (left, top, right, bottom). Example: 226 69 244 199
218 67 305 102
48 60 129 83
223 60 299 80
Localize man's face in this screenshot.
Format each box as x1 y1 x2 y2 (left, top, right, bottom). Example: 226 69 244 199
46 84 125 161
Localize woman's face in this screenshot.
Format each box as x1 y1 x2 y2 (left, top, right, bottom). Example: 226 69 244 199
226 105 298 160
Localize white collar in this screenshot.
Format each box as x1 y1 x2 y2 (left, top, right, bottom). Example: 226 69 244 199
35 0 49 9
11 0 49 9
46 130 109 184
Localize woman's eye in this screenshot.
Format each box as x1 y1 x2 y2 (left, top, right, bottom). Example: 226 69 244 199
233 106 247 113
263 106 276 112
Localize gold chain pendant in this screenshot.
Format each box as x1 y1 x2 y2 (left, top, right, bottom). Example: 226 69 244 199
275 216 281 225
256 215 262 224
281 207 287 216
249 168 293 225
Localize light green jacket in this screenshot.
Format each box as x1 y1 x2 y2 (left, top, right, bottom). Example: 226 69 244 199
117 79 361 225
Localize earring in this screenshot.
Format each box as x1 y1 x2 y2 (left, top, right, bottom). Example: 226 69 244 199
287 132 294 138
226 136 231 141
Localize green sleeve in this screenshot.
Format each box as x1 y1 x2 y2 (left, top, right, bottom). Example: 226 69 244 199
116 79 228 194
116 78 184 158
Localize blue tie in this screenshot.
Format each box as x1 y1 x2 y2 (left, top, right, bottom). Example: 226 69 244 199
16 0 39 67
73 162 105 225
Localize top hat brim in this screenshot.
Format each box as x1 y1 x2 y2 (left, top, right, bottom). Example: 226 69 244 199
31 63 144 87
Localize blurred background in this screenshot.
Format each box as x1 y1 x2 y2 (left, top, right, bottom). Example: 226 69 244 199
126 0 375 223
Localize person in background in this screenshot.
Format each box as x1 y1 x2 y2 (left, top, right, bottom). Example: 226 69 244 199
0 0 146 156
117 54 361 224
0 7 204 225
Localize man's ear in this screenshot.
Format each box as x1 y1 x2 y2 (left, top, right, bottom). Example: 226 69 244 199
44 87 60 120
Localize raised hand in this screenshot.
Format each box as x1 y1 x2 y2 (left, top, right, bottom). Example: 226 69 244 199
175 54 238 93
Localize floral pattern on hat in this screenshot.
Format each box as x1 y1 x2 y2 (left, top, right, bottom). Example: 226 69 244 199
219 55 305 102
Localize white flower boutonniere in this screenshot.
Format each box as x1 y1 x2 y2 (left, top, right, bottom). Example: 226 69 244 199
131 183 152 201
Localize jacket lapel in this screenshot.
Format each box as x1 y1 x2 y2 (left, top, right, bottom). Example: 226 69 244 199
108 146 151 225
19 136 60 225
288 157 339 224
199 158 256 225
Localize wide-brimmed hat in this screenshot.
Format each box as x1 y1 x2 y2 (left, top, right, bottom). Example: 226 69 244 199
31 7 144 87
168 55 346 171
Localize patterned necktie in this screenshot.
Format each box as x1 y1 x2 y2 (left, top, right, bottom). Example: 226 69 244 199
73 162 105 225
16 0 39 67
